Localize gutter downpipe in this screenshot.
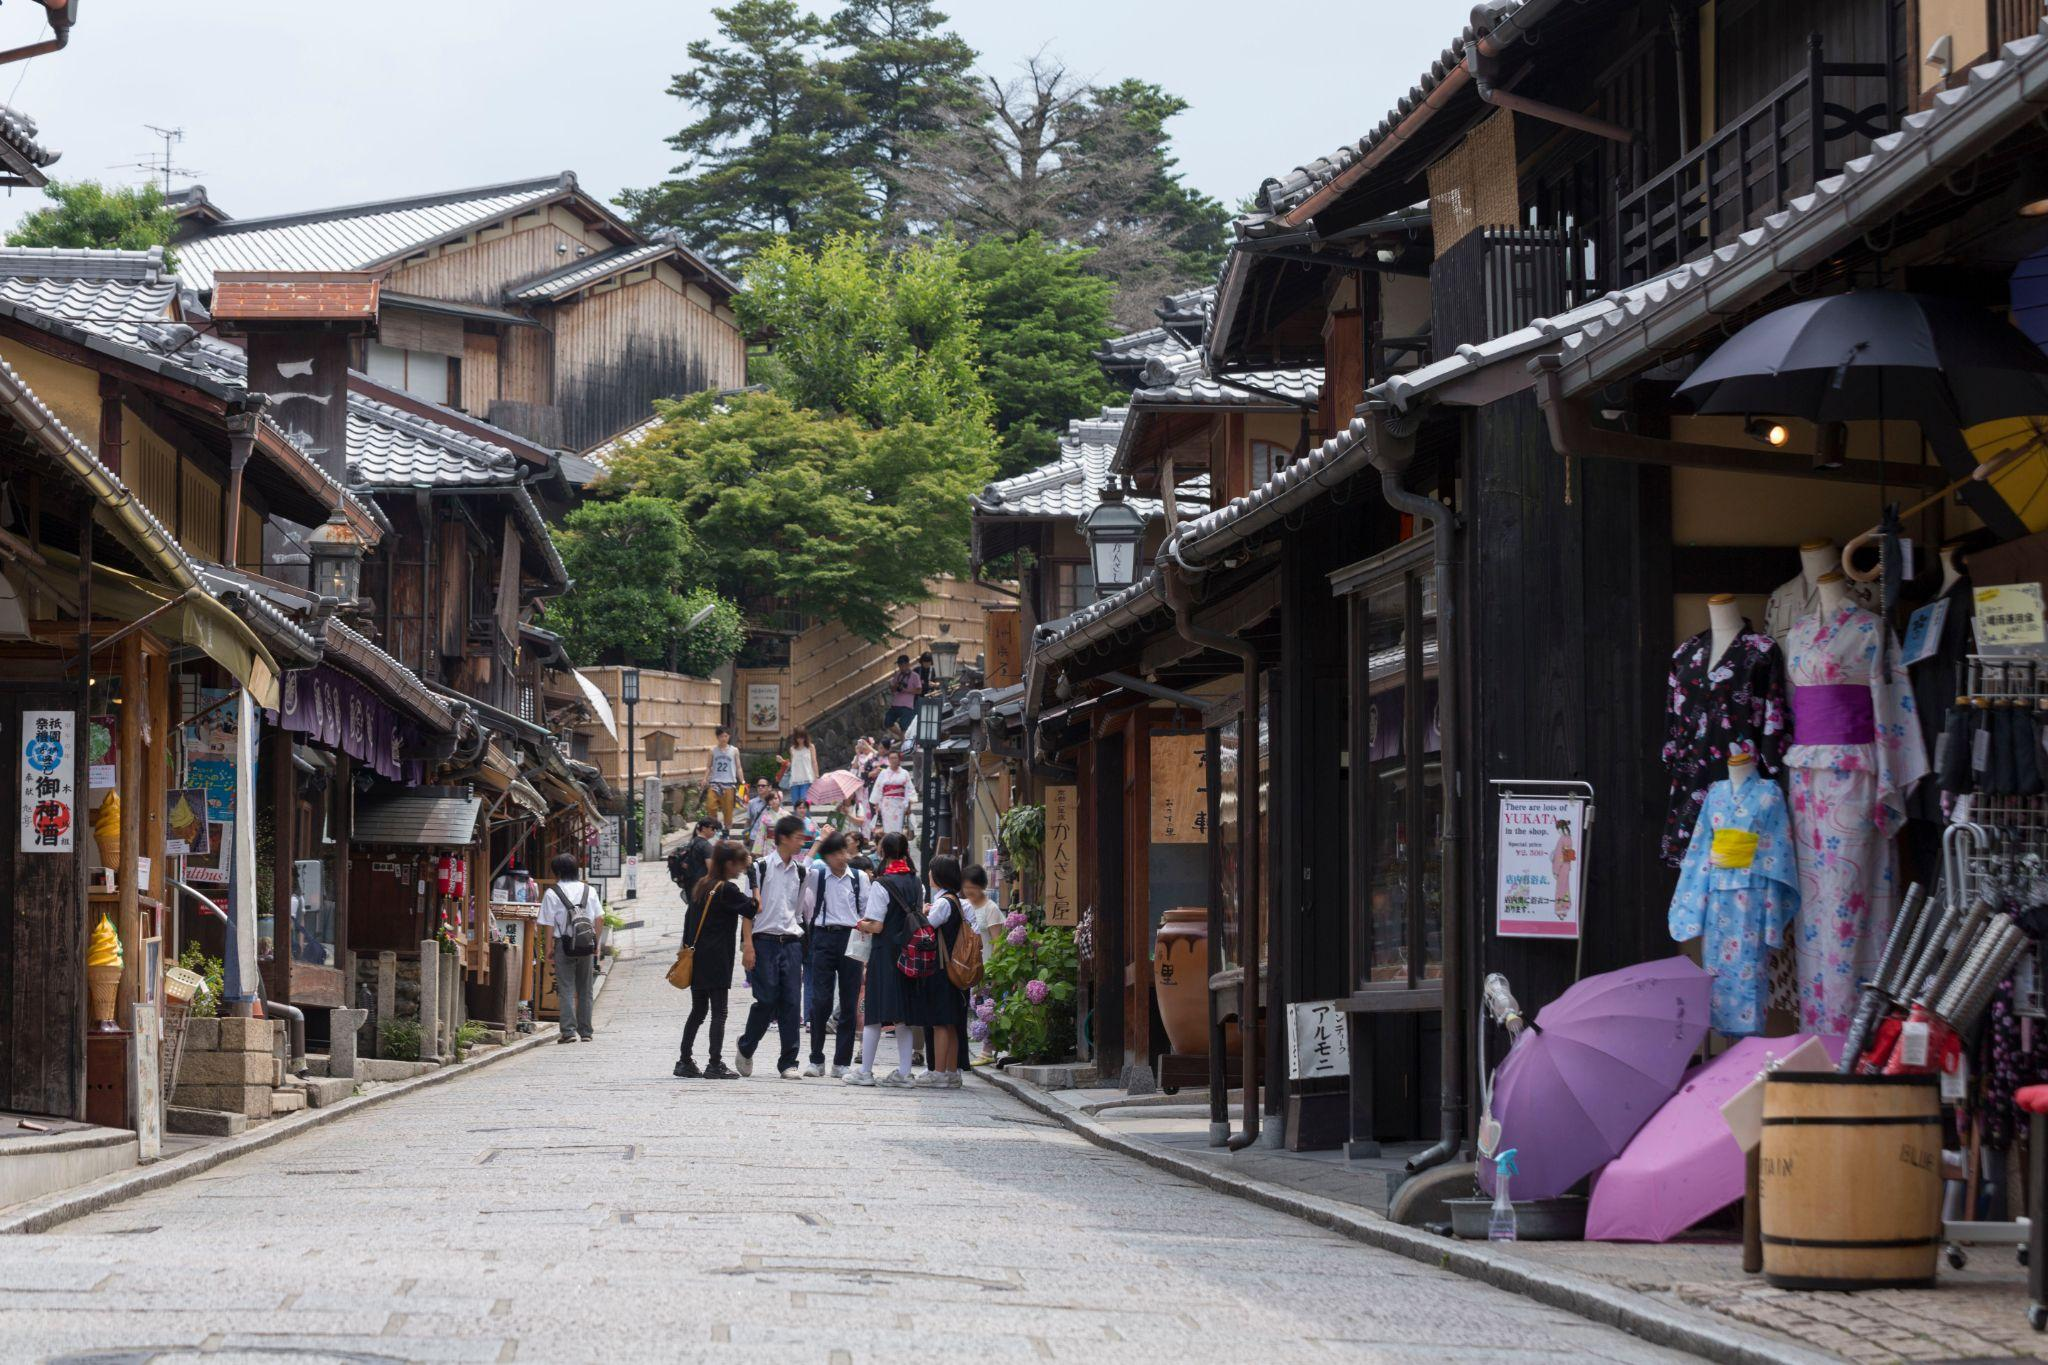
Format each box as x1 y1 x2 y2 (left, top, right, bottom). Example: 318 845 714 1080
0 0 73 67
1364 402 1468 1175
1161 544 1261 1152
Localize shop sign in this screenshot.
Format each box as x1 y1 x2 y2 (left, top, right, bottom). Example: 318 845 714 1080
1974 583 2047 651
183 822 231 885
590 815 623 878
1286 999 1349 1080
1494 793 1587 939
1045 784 1078 926
19 710 75 853
1149 733 1207 843
166 787 210 856
274 666 419 783
87 714 116 790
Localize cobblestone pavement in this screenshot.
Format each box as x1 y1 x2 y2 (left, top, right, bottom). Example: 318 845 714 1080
0 877 1700 1364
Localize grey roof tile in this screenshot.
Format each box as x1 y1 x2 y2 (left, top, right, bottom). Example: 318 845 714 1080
0 103 58 184
349 394 523 488
1133 349 1324 407
506 241 676 302
972 408 1170 522
1096 326 1184 369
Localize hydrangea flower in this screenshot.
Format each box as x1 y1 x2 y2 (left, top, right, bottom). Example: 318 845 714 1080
1025 979 1049 1005
975 997 997 1021
1007 925 1029 947
967 1018 989 1042
1006 910 1027 930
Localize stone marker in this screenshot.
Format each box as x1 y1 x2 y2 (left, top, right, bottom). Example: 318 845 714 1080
328 1007 366 1080
374 951 397 1055
418 940 442 1063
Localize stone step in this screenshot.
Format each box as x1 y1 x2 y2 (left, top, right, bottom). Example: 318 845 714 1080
164 1106 247 1138
0 1122 136 1211
269 1089 307 1117
354 1058 437 1083
298 1077 355 1109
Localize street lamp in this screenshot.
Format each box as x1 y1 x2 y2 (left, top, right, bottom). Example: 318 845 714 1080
931 629 961 686
1078 482 1146 601
305 505 366 604
914 690 943 867
620 666 640 900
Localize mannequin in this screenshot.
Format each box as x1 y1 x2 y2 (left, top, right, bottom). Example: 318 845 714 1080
1801 540 1838 591
1767 540 1878 649
1727 749 1755 788
1817 569 1851 615
1669 744 1795 1035
1708 593 1744 669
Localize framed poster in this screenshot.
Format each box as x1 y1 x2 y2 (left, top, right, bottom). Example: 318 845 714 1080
166 788 211 856
19 710 75 853
1495 793 1587 939
1044 784 1078 926
589 814 623 879
746 683 781 734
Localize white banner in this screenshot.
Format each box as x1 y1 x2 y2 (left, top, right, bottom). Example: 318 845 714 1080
1286 1000 1350 1081
19 710 76 853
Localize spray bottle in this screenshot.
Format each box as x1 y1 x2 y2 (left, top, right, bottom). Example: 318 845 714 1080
1489 1147 1519 1242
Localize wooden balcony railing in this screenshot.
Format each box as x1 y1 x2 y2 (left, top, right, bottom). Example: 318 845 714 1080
1996 0 2045 47
1430 224 1593 353
1616 35 1890 286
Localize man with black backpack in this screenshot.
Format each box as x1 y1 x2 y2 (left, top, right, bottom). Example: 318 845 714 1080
667 818 716 895
538 852 601 1043
734 814 809 1079
799 831 866 1077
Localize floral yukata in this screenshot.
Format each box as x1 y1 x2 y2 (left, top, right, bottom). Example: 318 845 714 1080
1670 778 1798 1035
1783 604 1928 1033
1660 624 1790 867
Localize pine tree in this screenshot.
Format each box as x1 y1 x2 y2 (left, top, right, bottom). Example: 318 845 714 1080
616 0 872 266
827 0 975 218
962 234 1117 477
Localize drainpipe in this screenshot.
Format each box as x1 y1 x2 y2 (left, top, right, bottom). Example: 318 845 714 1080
1161 550 1261 1152
1364 404 1467 1175
0 0 74 66
1467 49 1635 144
223 408 260 562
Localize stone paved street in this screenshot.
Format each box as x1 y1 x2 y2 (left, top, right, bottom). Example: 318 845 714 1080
0 878 1697 1364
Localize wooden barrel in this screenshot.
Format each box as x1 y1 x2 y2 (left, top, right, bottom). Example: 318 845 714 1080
1759 1073 1942 1289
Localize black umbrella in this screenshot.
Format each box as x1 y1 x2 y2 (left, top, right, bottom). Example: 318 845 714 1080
1677 291 2048 538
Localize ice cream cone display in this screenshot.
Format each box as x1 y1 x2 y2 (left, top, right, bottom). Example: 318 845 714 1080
87 913 123 1033
91 790 121 870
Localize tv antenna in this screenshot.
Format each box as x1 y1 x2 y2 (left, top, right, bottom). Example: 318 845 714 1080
107 124 198 197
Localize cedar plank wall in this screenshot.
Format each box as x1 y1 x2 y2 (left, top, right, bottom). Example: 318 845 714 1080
0 684 86 1118
499 326 553 409
461 333 500 415
384 211 608 305
551 273 746 451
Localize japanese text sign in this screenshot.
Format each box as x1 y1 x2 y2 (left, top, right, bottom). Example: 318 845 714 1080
1974 583 2047 651
19 710 75 853
1287 1000 1350 1080
1150 733 1207 844
1495 793 1586 939
1045 784 1078 926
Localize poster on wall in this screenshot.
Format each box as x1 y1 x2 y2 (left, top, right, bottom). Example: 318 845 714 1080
182 821 232 886
1045 783 1078 927
1149 733 1207 843
87 714 117 790
1974 583 2048 652
746 683 781 734
166 788 211 856
1286 1000 1350 1080
19 710 75 853
1494 793 1587 939
589 814 624 879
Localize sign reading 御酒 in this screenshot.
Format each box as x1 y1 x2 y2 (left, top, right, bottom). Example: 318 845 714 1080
1045 784 1078 926
19 710 75 853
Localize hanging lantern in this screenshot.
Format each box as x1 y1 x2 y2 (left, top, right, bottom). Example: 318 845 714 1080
305 505 367 603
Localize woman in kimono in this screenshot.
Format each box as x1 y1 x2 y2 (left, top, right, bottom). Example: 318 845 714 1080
1782 591 1928 1033
1670 756 1799 1035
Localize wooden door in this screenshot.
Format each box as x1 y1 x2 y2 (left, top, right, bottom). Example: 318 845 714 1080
0 686 86 1118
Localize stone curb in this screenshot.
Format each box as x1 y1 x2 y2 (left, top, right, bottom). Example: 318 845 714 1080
977 1066 1835 1365
0 956 626 1237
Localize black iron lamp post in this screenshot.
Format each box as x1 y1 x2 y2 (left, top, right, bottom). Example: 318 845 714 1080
1078 482 1146 602
914 689 942 868
928 630 961 851
620 666 640 899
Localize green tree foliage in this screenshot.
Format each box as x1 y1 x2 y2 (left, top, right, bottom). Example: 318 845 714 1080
828 0 975 217
617 0 869 265
737 233 993 433
603 391 991 640
961 234 1116 476
8 180 179 266
1093 79 1231 286
546 497 744 673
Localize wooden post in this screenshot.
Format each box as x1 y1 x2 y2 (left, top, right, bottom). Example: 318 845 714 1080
1743 1146 1764 1273
266 724 294 1008
115 632 142 1021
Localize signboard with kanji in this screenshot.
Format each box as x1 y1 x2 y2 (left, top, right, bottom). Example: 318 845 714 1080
19 710 75 853
1975 582 2047 652
1286 999 1349 1080
1149 733 1206 843
1045 784 1078 926
590 815 624 879
984 608 1022 688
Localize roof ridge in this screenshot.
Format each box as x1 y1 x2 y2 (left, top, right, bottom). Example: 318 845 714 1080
506 240 673 300
180 172 573 238
0 244 165 282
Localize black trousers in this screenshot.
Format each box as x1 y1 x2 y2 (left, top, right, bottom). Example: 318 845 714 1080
808 925 864 1067
680 987 728 1063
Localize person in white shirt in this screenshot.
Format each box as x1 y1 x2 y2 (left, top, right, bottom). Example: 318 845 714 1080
706 728 743 833
799 831 867 1076
785 727 819 804
867 747 917 837
961 864 1003 1062
536 852 601 1043
734 815 809 1079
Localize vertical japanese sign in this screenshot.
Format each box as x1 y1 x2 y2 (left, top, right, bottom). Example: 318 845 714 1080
984 608 1022 688
1495 793 1587 938
19 710 75 853
1045 783 1078 926
1286 999 1350 1080
1149 733 1207 843
589 815 623 879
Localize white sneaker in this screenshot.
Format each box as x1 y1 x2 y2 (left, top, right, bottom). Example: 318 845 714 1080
876 1071 914 1089
801 1062 825 1078
842 1069 875 1086
914 1071 949 1088
829 1064 848 1079
947 1072 964 1089
734 1052 754 1077
779 1065 801 1080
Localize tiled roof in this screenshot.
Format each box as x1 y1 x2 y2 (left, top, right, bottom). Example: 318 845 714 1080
0 104 58 186
0 249 177 345
1132 350 1324 407
583 412 662 466
349 394 523 488
507 241 678 302
973 409 1159 520
1095 326 1183 370
1157 285 1216 328
172 173 574 290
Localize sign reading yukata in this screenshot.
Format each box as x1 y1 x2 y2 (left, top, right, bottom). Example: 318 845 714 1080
271 666 420 783
1494 794 1586 939
19 710 75 853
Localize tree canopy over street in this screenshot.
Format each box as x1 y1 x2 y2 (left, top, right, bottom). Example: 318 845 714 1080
7 180 179 264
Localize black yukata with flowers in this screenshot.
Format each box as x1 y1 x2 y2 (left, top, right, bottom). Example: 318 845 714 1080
1660 623 1790 866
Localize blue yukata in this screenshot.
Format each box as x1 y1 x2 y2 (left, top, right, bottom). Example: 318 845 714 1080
1669 777 1799 1035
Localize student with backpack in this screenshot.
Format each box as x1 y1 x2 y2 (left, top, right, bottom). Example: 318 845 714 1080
844 831 921 1088
674 840 750 1079
538 852 602 1044
734 814 809 1079
667 818 717 895
911 856 974 1089
797 831 867 1077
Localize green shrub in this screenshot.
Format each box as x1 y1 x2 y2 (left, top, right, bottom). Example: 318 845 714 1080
979 911 1078 1064
453 1020 489 1059
178 941 224 1019
379 1019 422 1062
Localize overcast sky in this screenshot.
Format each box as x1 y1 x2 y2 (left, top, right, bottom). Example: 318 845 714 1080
0 1 1470 232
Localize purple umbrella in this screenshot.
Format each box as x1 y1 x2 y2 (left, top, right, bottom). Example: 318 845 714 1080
1477 956 1711 1201
1585 1034 1842 1242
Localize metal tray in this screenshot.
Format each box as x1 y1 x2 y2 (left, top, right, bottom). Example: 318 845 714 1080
1446 1195 1588 1241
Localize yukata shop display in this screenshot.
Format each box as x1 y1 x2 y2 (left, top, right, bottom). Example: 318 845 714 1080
1668 755 1798 1035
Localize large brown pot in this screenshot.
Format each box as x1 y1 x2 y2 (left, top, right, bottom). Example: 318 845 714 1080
1155 907 1215 1056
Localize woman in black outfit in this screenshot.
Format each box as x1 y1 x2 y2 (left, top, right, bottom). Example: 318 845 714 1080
856 832 921 1086
905 855 968 1088
675 840 751 1079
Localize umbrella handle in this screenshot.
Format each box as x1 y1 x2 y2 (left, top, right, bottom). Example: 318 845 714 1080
1842 528 1885 584
1843 435 2047 581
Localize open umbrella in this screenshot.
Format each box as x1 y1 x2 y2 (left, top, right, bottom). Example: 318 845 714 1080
1676 291 2048 538
1584 1034 1842 1242
804 769 865 807
1477 956 1711 1201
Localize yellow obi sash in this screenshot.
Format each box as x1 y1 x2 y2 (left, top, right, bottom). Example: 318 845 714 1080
1709 828 1758 869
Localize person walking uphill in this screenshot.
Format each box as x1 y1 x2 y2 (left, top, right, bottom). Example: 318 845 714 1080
736 814 809 1079
706 727 743 833
538 852 601 1044
883 655 922 737
675 839 750 1080
800 832 866 1077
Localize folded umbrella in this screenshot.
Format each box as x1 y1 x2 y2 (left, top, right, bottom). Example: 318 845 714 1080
1478 956 1711 1201
804 769 865 807
1585 1034 1842 1242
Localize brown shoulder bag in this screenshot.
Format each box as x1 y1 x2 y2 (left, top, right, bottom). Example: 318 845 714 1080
667 886 715 991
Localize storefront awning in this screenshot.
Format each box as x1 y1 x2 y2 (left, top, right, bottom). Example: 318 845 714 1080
506 779 547 820
351 791 482 848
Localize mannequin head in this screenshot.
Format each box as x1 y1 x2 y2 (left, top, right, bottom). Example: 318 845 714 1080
1727 749 1756 787
1799 539 1837 588
1706 592 1743 636
1817 569 1851 614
